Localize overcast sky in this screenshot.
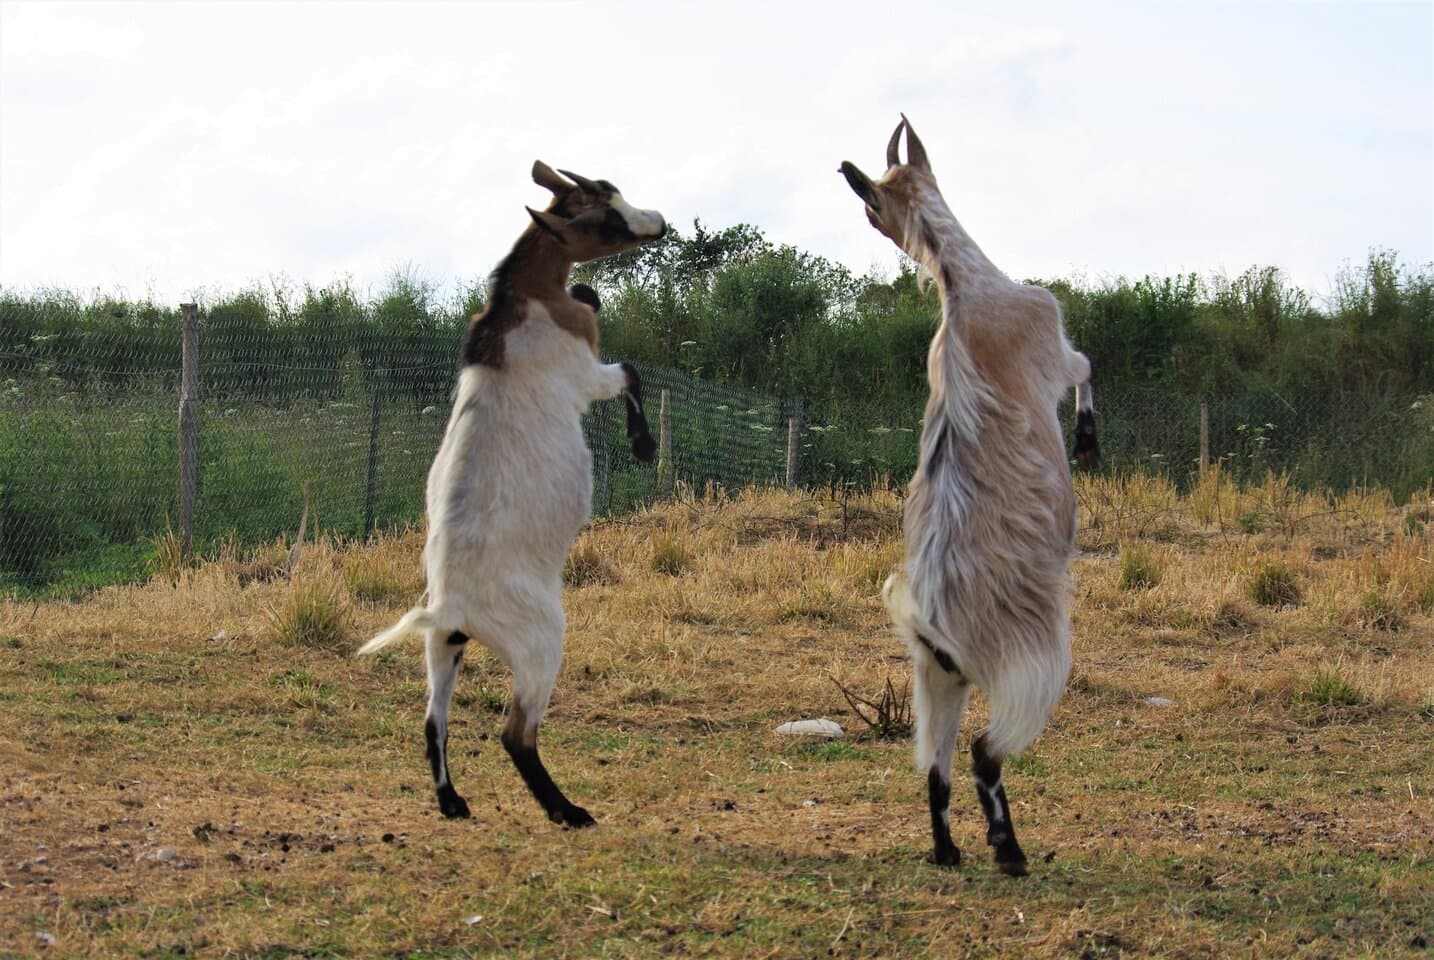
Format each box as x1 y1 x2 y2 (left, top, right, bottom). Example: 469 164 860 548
1 0 1430 306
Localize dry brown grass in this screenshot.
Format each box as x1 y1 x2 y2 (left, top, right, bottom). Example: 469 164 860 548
2 477 1431 958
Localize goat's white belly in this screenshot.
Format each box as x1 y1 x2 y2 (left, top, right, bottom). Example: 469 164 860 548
424 403 592 603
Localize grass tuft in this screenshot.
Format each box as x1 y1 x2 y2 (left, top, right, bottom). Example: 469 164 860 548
1296 666 1366 708
1360 587 1404 632
343 550 414 605
1118 543 1161 590
1247 559 1302 607
564 538 620 587
265 571 350 651
650 526 692 576
148 521 189 584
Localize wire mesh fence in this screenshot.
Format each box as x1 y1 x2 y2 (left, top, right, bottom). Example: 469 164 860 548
2 306 1430 593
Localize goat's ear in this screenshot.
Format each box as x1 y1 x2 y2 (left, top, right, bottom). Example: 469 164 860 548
532 160 572 195
527 206 569 244
839 161 881 210
900 113 931 172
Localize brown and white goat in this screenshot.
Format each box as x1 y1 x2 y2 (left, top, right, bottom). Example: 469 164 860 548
841 117 1099 874
359 162 664 828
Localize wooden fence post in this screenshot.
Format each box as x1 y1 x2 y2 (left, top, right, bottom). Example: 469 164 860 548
363 389 383 538
786 412 801 488
1199 402 1211 476
656 389 673 496
595 401 612 515
178 303 199 561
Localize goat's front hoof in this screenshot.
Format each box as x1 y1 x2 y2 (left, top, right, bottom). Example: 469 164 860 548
436 786 471 820
926 845 961 868
554 803 596 829
631 434 657 463
995 856 1029 877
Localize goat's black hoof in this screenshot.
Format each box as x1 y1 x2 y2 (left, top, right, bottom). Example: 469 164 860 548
995 856 1029 877
927 845 961 868
554 803 595 828
631 434 657 463
436 786 471 819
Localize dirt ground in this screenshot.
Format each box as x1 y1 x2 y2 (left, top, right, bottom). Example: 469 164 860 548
2 477 1431 958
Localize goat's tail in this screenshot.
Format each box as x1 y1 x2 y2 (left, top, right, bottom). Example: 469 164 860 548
882 573 943 660
357 604 448 656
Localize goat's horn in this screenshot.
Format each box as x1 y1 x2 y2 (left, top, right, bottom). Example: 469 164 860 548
557 168 602 194
532 160 572 195
526 206 569 244
886 117 906 168
901 113 930 171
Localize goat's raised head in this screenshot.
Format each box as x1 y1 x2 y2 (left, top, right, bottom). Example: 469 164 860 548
527 161 666 262
839 115 940 257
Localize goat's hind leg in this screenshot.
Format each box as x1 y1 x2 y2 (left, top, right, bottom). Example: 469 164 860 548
971 733 1027 876
497 602 594 828
913 637 971 867
425 629 472 819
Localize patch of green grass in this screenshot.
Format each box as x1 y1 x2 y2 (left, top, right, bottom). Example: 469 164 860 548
1296 667 1366 708
266 668 336 710
1118 543 1161 590
794 739 871 762
1360 588 1404 631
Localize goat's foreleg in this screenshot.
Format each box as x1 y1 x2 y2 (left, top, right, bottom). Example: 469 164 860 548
618 362 657 463
595 361 657 462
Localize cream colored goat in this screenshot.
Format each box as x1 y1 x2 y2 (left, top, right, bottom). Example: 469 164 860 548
841 117 1098 875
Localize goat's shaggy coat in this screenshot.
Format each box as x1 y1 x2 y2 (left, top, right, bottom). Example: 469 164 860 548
359 162 664 827
841 117 1098 874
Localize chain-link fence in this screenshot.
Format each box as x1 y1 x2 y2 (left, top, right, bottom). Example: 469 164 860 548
0 311 808 593
2 308 1430 593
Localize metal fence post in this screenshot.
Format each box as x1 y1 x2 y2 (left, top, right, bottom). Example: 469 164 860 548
178 303 199 561
656 388 673 496
1199 401 1211 476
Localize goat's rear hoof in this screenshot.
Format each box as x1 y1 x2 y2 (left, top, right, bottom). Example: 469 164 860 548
926 845 961 868
436 786 471 819
556 803 595 829
995 856 1029 877
631 434 657 463
546 801 595 828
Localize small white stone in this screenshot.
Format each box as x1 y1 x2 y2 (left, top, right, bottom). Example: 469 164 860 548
775 719 845 739
1144 697 1175 708
463 915 484 926
36 932 57 947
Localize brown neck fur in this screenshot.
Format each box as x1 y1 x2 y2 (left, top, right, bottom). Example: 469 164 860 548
462 226 599 368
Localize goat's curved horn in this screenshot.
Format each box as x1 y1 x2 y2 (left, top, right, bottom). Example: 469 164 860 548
526 206 569 244
900 113 930 171
532 160 572 195
557 168 603 194
887 117 906 168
